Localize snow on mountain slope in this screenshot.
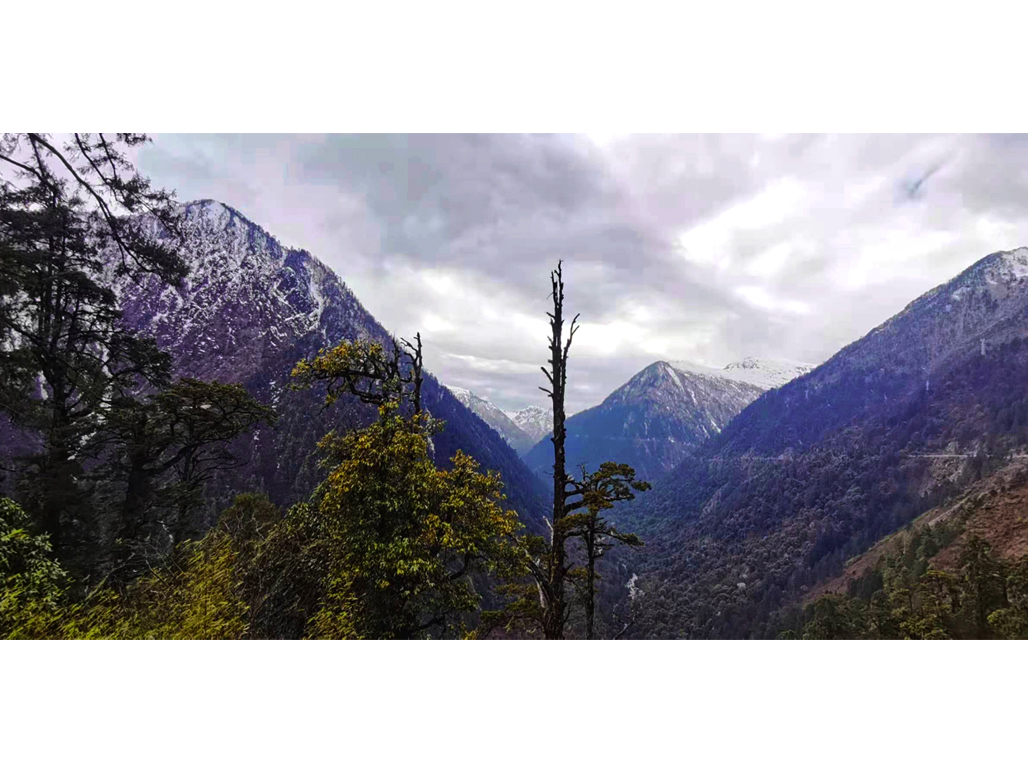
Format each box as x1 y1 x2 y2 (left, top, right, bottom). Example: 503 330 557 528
109 199 374 385
719 358 815 389
506 405 551 444
524 359 770 482
448 386 535 456
101 200 549 531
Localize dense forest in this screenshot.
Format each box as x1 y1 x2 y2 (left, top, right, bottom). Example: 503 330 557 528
615 327 1028 638
785 528 1028 640
0 134 645 639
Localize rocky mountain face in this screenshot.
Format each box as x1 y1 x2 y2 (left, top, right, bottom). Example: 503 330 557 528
105 200 550 533
523 358 809 483
505 405 551 445
447 387 535 455
616 247 1028 639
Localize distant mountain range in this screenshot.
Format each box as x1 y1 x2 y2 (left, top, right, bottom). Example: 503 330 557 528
523 357 812 482
447 387 537 456
505 405 551 444
615 247 1028 638
103 200 551 534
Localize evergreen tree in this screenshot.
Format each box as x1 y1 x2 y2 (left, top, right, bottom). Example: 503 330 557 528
0 133 186 559
89 379 276 577
958 534 1006 638
565 462 647 639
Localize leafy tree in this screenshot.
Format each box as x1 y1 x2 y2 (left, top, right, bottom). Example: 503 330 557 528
270 337 523 638
292 333 424 416
253 404 522 639
0 497 68 637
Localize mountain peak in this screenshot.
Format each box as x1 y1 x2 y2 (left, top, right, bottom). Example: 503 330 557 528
445 386 535 455
721 357 815 388
505 405 551 444
990 246 1028 282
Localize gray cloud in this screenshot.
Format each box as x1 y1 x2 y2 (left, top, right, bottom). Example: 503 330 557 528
138 134 1028 413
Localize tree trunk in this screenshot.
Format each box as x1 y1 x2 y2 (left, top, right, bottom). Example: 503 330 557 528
586 524 597 640
544 264 569 640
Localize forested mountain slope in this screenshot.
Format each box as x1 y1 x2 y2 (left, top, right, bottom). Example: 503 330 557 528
616 247 1028 638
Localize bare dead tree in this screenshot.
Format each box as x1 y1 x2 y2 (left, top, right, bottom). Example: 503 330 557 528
538 261 580 639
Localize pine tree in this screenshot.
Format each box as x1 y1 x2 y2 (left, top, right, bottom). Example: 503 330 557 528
0 133 186 560
88 379 276 577
565 462 647 639
958 534 1006 638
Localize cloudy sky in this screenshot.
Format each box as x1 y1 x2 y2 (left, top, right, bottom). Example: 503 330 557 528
138 134 1028 414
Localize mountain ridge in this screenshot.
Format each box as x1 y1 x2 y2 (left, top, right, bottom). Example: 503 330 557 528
615 245 1028 638
524 357 810 482
446 386 536 455
108 199 550 534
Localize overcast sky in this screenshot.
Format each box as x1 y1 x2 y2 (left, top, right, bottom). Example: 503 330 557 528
137 134 1028 414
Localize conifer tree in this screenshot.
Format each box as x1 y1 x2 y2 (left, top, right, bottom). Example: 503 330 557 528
958 534 1006 638
89 379 276 576
565 462 647 639
0 133 186 557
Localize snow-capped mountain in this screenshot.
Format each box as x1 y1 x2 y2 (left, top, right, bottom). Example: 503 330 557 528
524 357 810 482
719 357 815 389
447 386 535 455
505 405 551 444
110 199 370 385
106 200 549 532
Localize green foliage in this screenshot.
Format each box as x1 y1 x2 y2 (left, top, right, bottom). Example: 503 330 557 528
958 535 1007 638
108 533 248 640
0 498 68 637
622 336 1028 639
792 532 1028 640
802 594 867 639
276 406 524 639
94 378 277 553
292 334 424 416
988 554 1028 639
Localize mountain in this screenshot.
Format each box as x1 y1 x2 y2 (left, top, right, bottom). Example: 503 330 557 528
505 406 551 444
447 387 535 455
105 200 550 534
720 357 815 388
616 246 1028 639
523 358 810 483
